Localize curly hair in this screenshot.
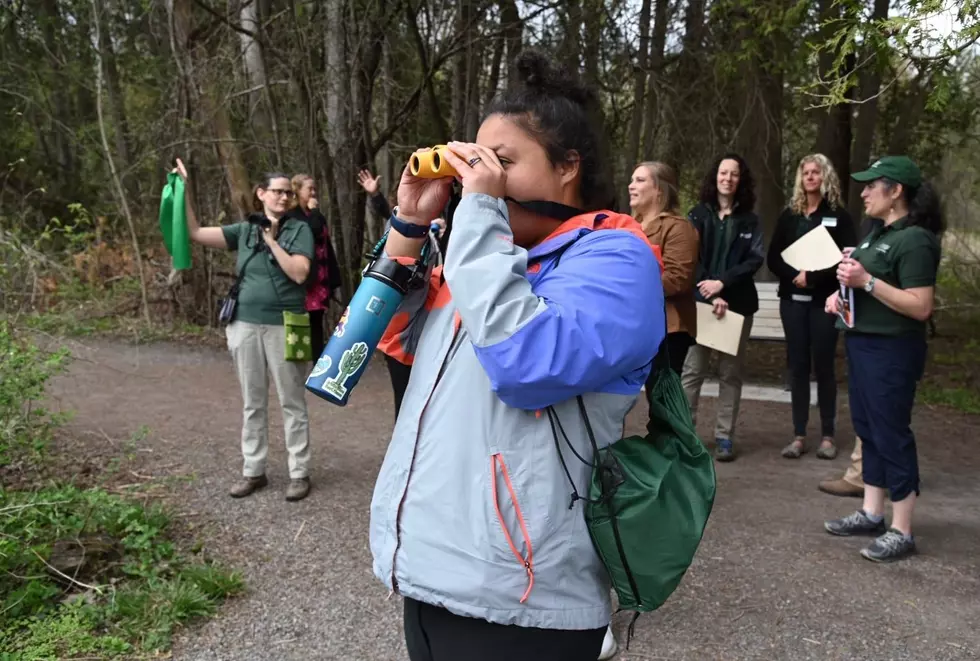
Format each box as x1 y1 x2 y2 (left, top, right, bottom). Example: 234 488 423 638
698 152 756 212
790 154 843 214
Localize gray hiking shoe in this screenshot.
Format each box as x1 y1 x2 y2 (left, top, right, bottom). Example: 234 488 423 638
861 529 916 563
286 477 311 502
824 510 886 537
229 474 268 498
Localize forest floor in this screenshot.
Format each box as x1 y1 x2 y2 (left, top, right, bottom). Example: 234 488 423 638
43 337 980 661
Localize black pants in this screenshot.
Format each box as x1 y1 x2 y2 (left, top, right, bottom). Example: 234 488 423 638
846 333 925 501
779 299 838 437
403 597 605 661
309 309 326 361
386 354 412 420
647 332 693 419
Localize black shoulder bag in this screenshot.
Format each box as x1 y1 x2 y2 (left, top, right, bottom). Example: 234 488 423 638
218 228 264 325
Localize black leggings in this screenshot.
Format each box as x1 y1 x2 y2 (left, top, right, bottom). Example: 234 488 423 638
779 298 838 437
403 597 606 661
309 309 326 361
386 354 413 421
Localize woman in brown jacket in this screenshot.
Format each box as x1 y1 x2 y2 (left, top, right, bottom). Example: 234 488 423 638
629 161 700 376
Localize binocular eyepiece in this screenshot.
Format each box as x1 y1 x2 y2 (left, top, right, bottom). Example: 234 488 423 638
410 145 458 179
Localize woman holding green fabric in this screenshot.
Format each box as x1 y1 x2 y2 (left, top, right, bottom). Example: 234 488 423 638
172 158 315 502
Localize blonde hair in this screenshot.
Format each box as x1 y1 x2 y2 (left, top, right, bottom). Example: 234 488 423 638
791 154 842 214
632 161 680 222
290 173 314 210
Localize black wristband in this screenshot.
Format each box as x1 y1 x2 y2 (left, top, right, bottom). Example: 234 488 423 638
389 208 429 239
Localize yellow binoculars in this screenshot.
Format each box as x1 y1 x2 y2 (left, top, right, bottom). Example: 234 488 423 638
409 145 458 178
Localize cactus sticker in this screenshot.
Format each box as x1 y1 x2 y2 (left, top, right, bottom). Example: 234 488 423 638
309 354 333 378
322 342 369 399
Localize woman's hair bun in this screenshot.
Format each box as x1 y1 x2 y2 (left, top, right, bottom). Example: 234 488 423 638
514 49 590 105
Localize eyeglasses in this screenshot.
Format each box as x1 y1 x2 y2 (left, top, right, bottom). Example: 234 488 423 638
266 188 295 198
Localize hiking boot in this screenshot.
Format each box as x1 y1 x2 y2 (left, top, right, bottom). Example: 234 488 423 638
286 477 311 502
824 510 886 537
818 478 864 498
715 438 735 462
598 625 618 660
229 474 268 498
861 528 916 563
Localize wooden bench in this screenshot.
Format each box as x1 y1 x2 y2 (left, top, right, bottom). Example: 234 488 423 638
750 281 785 342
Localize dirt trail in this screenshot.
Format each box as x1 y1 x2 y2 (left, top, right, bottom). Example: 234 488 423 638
47 339 980 661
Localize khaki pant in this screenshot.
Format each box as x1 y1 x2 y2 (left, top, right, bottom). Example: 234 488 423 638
226 321 311 479
842 436 864 487
681 315 754 440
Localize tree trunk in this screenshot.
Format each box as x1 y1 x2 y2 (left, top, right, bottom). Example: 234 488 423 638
812 0 854 199
39 0 73 185
95 0 132 183
91 0 150 325
641 0 669 160
847 0 890 222
239 1 270 136
624 0 652 174
735 2 788 265
501 0 523 91
582 0 602 87
664 0 707 173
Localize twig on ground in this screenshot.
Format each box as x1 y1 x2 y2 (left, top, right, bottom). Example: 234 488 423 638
0 500 71 515
29 548 104 594
294 520 306 542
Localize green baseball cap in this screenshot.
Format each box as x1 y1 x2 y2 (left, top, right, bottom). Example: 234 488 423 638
851 155 922 188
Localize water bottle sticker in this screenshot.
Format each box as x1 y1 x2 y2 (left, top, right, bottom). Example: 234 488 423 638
366 295 386 316
322 342 369 399
334 307 350 337
309 354 333 378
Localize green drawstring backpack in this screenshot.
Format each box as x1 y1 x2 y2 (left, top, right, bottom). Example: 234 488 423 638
549 353 716 643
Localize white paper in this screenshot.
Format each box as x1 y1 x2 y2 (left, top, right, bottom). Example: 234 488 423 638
780 225 843 272
696 302 746 356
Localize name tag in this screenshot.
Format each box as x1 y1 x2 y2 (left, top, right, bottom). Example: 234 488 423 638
791 294 813 303
821 217 837 228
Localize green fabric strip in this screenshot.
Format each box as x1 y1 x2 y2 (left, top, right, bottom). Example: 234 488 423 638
159 172 191 270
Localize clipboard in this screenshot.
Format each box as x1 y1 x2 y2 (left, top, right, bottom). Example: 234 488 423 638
780 225 843 272
695 302 746 356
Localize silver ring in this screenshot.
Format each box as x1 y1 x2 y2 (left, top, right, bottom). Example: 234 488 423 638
467 157 482 167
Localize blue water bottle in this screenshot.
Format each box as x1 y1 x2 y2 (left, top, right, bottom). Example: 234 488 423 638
306 238 428 406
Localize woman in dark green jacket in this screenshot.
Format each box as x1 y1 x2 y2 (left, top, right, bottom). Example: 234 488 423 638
823 156 943 563
682 152 764 462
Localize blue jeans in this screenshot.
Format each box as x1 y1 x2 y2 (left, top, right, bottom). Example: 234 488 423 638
845 333 926 501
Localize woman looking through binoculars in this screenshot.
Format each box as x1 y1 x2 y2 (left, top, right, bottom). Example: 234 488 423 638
370 51 665 660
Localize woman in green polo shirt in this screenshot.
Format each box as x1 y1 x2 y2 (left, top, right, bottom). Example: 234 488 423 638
822 155 943 562
172 158 316 502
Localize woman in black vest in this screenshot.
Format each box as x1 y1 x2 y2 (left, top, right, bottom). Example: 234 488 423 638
682 153 764 462
767 154 856 460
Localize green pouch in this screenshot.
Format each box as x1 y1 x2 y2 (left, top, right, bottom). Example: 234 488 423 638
282 311 312 362
550 368 716 644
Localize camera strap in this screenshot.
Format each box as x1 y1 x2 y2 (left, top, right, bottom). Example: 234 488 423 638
504 197 583 222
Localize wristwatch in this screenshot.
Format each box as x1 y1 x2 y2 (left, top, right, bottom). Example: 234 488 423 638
389 207 430 239
863 276 876 293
